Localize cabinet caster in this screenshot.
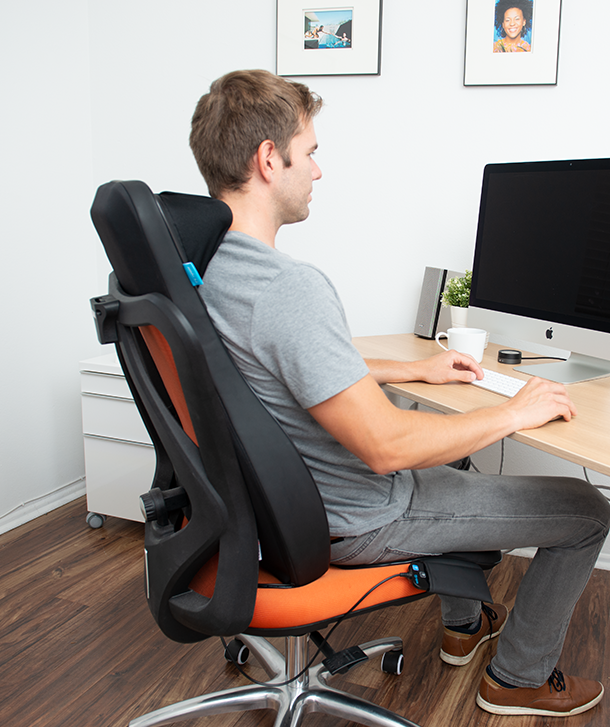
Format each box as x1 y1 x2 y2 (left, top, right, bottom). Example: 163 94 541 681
381 650 404 675
224 639 250 666
86 512 107 529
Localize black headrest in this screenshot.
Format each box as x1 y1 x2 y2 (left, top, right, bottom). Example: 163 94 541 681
90 180 232 299
157 191 232 277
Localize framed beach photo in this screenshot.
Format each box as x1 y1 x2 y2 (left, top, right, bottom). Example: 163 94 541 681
464 0 562 86
276 0 382 76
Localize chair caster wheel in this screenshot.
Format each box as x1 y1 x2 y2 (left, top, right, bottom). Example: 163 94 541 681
381 650 404 675
224 639 250 666
86 512 107 529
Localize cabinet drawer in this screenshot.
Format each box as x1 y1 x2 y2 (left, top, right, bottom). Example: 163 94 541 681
81 371 132 399
84 436 155 522
81 394 151 444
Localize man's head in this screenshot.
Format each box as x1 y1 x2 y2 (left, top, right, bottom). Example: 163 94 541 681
190 69 323 199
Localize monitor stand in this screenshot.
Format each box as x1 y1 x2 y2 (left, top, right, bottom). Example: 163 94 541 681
516 352 610 384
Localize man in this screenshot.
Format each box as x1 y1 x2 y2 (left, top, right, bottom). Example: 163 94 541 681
190 69 609 717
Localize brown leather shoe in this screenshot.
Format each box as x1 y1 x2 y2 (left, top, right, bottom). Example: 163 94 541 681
477 666 604 716
440 603 508 666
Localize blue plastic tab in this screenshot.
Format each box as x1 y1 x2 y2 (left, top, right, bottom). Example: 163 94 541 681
183 262 203 287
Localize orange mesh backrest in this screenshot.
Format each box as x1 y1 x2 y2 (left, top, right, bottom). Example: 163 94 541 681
139 325 198 445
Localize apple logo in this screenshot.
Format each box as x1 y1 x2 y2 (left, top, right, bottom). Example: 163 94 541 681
546 327 554 340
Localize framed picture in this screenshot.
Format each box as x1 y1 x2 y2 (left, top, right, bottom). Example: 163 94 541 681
276 1 382 77
464 0 562 86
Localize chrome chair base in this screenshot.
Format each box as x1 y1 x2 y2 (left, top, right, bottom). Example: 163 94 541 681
129 633 421 727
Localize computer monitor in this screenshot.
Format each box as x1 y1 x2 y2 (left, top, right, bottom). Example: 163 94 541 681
468 157 610 384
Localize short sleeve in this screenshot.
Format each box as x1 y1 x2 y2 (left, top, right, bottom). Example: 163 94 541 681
251 265 369 409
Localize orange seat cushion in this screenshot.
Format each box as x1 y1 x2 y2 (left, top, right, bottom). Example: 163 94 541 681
189 555 425 630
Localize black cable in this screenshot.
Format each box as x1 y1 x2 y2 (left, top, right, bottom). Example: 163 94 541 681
499 438 505 475
583 467 610 494
521 356 567 361
221 572 409 687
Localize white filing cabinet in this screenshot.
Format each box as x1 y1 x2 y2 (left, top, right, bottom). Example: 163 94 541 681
80 352 155 524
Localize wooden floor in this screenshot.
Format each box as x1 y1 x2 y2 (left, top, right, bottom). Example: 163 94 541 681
1 497 609 727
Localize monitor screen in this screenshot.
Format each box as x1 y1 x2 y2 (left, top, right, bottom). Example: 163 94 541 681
469 158 610 383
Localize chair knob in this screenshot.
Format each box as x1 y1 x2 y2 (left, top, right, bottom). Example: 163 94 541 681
140 487 189 524
140 491 161 522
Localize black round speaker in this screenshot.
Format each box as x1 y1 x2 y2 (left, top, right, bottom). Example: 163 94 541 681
498 349 522 365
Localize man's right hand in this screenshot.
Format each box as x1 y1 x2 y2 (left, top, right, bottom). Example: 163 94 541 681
501 377 577 430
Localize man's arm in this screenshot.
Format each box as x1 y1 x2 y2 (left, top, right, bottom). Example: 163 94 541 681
364 349 484 385
308 366 576 474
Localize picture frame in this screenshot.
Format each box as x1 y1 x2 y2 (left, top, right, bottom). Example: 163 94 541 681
276 1 382 77
464 0 562 86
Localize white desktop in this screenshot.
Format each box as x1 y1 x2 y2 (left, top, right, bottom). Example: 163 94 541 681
467 157 610 385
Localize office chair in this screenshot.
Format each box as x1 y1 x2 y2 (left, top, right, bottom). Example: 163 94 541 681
90 180 501 727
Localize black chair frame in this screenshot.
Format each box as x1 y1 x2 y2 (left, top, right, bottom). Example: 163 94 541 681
90 180 501 727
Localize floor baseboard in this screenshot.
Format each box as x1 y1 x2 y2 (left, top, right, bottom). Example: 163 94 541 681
0 478 86 535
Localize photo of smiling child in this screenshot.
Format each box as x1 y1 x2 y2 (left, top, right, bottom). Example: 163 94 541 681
493 0 533 53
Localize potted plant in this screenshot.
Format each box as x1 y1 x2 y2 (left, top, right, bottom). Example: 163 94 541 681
442 270 472 328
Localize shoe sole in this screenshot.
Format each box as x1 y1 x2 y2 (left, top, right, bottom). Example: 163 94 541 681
476 684 604 717
440 618 507 666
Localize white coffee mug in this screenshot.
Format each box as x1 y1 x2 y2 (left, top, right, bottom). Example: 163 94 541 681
435 327 487 363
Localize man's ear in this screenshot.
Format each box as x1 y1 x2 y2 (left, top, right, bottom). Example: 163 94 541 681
255 139 280 183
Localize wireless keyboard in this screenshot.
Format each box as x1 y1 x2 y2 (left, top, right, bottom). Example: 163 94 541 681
471 368 527 398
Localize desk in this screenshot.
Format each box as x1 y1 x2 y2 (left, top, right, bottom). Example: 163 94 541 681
353 334 610 478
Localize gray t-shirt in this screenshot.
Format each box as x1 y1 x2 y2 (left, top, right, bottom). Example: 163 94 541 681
200 231 414 536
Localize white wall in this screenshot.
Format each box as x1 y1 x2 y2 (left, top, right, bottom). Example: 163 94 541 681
2 0 610 541
86 0 610 335
0 2 103 531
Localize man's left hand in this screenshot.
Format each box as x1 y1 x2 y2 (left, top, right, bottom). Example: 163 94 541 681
416 349 484 384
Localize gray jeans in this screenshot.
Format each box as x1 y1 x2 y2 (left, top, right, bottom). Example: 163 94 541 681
329 465 610 688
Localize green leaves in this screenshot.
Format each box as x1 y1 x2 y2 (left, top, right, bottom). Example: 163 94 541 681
442 270 472 308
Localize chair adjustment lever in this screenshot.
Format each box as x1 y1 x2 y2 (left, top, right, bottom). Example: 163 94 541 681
140 487 189 526
90 295 120 344
322 645 368 676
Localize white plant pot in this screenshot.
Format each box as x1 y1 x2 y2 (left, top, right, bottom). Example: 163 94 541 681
451 306 468 329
